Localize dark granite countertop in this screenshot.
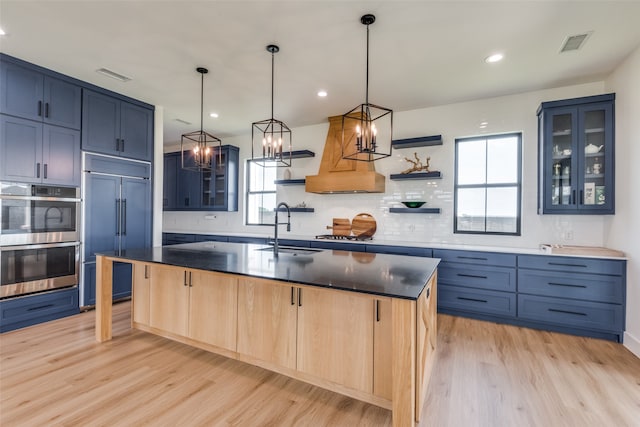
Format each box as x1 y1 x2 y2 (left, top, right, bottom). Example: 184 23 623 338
104 241 439 300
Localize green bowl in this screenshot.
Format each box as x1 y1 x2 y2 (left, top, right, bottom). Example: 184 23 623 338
402 201 426 208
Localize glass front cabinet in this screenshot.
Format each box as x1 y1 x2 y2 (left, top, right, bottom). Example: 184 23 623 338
537 93 615 214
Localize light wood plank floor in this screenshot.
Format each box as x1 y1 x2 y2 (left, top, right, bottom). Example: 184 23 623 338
1 301 639 426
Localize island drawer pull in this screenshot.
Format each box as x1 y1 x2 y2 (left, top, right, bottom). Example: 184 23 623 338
457 273 488 279
290 287 295 306
457 296 487 303
184 271 188 287
548 282 586 289
376 300 380 322
548 308 587 317
144 265 149 279
298 288 302 307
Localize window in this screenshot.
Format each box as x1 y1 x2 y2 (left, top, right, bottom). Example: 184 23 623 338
454 133 522 235
246 160 277 225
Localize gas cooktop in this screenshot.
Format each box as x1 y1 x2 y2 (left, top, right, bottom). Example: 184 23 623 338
315 234 372 241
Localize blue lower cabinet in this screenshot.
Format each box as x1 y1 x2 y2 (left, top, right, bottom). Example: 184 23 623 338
0 287 79 333
438 285 516 317
518 269 624 304
276 239 310 247
309 241 366 252
82 261 132 306
162 233 198 245
196 235 229 242
365 245 432 257
227 236 268 244
438 264 516 292
517 294 623 333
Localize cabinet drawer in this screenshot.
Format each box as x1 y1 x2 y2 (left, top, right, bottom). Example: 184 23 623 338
518 294 623 332
0 287 79 332
438 285 516 317
518 255 624 276
366 244 432 257
310 241 366 252
438 264 516 292
518 270 623 304
162 233 197 245
433 249 516 267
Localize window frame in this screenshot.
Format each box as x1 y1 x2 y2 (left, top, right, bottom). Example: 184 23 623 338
453 132 522 236
245 160 277 226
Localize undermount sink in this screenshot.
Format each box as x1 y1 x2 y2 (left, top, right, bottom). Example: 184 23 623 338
256 246 322 255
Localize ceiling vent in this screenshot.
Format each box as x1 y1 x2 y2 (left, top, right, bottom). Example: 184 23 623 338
174 118 191 125
96 67 132 82
560 32 592 53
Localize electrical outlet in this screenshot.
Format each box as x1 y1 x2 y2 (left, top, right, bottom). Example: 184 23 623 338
564 230 574 241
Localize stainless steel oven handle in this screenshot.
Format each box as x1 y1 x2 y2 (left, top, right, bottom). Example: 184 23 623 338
1 241 80 251
0 195 81 202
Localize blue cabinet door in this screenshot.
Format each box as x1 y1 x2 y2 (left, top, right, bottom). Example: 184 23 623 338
163 153 178 210
84 173 119 262
0 61 43 122
42 124 81 186
176 151 201 209
0 115 42 183
121 177 152 252
83 261 131 306
43 77 82 130
120 102 153 161
82 90 120 156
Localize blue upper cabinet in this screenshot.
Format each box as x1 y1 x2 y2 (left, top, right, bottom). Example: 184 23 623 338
82 89 153 161
0 60 81 130
537 93 615 214
163 152 178 210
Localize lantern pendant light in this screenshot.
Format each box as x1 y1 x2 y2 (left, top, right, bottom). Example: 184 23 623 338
342 14 393 162
251 44 292 167
181 67 221 171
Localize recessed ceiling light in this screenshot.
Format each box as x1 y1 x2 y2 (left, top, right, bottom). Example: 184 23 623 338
96 67 132 82
317 90 327 97
209 112 219 118
479 121 488 128
484 53 504 63
0 27 6 36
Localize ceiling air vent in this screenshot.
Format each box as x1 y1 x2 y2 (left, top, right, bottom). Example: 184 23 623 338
560 32 592 53
174 118 191 125
96 67 132 82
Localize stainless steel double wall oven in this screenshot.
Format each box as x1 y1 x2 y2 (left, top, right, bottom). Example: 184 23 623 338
0 183 80 299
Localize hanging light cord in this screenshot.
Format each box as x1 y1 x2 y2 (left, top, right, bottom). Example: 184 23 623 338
365 21 370 106
271 48 275 120
199 70 204 133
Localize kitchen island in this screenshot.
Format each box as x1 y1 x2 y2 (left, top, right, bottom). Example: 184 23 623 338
95 242 439 427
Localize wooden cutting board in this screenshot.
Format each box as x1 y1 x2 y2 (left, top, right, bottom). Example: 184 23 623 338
351 213 376 238
327 218 351 236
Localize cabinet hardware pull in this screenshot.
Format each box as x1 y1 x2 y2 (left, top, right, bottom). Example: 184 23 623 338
457 256 487 261
144 265 149 279
548 282 586 289
28 304 54 311
571 189 576 205
184 271 188 286
427 287 430 298
121 139 125 152
185 197 189 206
298 288 302 307
122 199 127 236
291 287 295 305
45 102 50 118
189 271 193 287
38 100 42 116
457 273 488 279
36 162 41 178
579 189 584 205
548 308 587 316
116 139 120 151
457 296 487 303
115 199 121 236
376 300 380 322
548 262 587 268
43 164 48 179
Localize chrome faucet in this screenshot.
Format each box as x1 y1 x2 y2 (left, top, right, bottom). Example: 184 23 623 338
273 202 291 257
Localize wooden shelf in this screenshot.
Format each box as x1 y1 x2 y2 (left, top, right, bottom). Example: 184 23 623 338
392 135 442 149
274 207 314 212
390 171 442 180
285 150 315 159
389 207 441 214
274 179 306 185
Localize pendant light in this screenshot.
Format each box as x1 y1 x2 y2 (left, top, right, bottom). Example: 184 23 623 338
181 67 221 171
342 14 393 162
251 44 292 167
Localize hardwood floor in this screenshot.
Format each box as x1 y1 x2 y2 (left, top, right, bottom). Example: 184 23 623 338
1 301 639 426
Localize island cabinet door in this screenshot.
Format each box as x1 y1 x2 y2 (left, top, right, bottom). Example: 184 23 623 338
149 265 189 337
296 287 375 393
131 261 151 326
237 278 297 370
188 271 238 351
373 298 392 400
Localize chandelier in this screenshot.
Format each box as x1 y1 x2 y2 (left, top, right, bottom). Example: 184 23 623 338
342 14 393 162
251 45 292 167
181 67 221 171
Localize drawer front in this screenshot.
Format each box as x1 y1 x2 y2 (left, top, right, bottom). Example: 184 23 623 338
196 235 229 242
0 287 79 332
518 255 625 276
366 244 432 257
518 270 624 304
163 233 197 245
438 285 516 317
438 264 516 292
310 241 366 252
433 249 516 267
517 294 623 332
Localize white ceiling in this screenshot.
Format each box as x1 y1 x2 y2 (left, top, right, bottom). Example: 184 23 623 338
1 1 640 145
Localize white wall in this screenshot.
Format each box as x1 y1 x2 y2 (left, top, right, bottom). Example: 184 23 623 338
605 45 640 356
164 81 616 251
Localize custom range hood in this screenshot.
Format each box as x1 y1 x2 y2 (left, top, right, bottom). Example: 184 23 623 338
305 115 385 194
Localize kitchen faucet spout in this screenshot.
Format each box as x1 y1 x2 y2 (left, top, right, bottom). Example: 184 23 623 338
273 202 291 257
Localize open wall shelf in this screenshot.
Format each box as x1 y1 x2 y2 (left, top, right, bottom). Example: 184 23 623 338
391 135 442 149
389 207 441 214
274 207 314 212
284 150 315 159
390 171 442 180
274 179 306 185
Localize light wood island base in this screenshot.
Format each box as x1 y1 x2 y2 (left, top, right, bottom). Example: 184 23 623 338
95 255 438 426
